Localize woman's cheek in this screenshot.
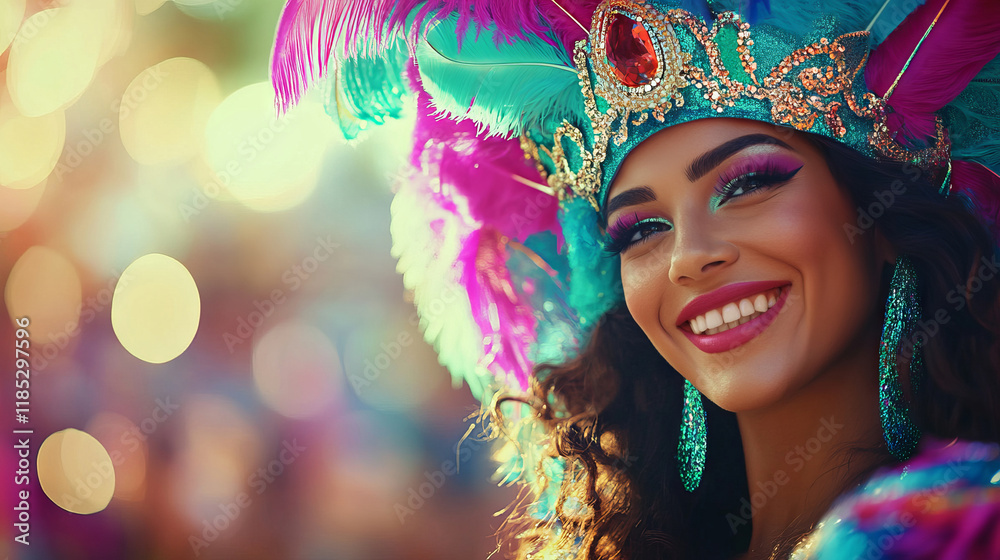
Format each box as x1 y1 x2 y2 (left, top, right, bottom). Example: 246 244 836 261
621 245 670 300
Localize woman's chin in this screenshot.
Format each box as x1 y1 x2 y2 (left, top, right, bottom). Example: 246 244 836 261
692 363 801 413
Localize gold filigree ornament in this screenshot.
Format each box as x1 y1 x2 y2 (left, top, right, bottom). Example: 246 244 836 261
868 97 953 195
521 1 952 211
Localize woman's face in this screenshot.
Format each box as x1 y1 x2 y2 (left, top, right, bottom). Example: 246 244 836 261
604 118 892 412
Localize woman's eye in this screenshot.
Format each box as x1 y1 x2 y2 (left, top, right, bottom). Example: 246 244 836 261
725 177 762 198
718 174 767 203
630 221 668 243
714 165 802 208
603 218 672 256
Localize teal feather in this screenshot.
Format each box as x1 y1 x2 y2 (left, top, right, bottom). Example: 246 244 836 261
414 13 585 138
322 38 411 140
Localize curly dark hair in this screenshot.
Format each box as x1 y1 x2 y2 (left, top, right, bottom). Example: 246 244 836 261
490 131 1000 560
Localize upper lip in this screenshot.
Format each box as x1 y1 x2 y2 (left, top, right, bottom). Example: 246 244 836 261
675 280 791 328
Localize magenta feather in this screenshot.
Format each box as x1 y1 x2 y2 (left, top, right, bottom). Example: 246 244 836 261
459 228 538 390
953 160 1000 241
865 0 1000 143
407 65 563 244
401 63 566 390
270 0 600 113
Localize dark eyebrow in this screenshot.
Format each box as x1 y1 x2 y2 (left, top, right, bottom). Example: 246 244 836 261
685 133 793 182
602 186 657 227
602 133 794 225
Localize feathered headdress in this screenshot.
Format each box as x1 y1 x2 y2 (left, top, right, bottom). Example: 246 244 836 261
269 0 1000 515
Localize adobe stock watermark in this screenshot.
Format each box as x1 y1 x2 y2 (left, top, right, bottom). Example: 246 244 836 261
726 416 845 533
842 162 922 245
222 234 341 353
393 434 487 524
350 283 463 395
188 439 306 556
895 252 1000 360
179 109 299 222
33 269 132 372
120 397 180 453
53 67 169 181
59 397 180 511
837 456 972 560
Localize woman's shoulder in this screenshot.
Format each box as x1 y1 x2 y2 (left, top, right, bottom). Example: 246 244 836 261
790 436 1000 560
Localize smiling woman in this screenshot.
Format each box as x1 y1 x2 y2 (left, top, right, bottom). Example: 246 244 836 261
522 117 1000 558
607 119 892 415
270 0 1000 558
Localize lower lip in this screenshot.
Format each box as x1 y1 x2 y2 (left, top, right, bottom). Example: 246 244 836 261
681 285 791 354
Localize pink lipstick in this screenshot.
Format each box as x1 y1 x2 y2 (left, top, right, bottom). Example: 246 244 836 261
678 282 792 354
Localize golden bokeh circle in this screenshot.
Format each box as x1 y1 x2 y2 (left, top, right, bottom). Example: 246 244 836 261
119 57 222 166
37 429 116 515
111 253 201 364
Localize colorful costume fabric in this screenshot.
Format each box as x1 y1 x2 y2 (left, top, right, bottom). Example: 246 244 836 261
791 437 1000 559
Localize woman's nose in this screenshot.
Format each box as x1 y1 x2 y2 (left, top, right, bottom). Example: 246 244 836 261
667 214 739 285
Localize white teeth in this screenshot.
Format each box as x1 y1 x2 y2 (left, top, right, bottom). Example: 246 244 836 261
722 302 741 323
687 287 784 335
705 309 724 330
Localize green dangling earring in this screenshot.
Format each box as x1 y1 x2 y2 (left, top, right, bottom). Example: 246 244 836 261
678 378 707 492
878 255 924 460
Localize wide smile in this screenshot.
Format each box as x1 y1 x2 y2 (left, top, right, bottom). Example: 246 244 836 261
680 284 792 354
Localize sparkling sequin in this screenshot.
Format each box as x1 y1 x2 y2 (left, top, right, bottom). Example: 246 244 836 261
678 378 707 492
879 255 924 460
521 2 952 211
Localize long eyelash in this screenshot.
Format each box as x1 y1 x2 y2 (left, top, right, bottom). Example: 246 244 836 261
602 214 672 256
714 162 803 206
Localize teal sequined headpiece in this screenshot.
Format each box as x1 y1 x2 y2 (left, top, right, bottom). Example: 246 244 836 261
271 0 1000 407
521 0 951 212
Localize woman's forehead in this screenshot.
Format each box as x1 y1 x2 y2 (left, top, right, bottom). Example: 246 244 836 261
605 119 802 199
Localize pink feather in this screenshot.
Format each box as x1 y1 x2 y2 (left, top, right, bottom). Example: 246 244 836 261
952 160 1000 241
459 228 538 390
270 0 600 113
402 63 568 390
865 0 1000 144
406 64 564 245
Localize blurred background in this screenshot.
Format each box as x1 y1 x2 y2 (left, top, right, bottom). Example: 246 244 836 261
0 1 519 558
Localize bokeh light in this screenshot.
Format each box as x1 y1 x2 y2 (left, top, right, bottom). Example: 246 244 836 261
119 57 222 166
203 82 337 212
341 318 448 412
0 3 512 558
4 246 82 347
252 321 343 419
172 0 249 21
37 428 116 515
86 412 148 502
0 82 65 189
0 180 47 232
176 394 262 523
66 188 186 275
6 5 104 117
96 0 133 66
111 253 201 364
0 0 25 55
136 0 169 16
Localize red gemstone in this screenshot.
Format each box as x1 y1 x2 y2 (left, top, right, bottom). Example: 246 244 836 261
606 13 658 88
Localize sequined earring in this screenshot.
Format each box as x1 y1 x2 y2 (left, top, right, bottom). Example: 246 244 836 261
678 378 707 492
878 255 924 460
